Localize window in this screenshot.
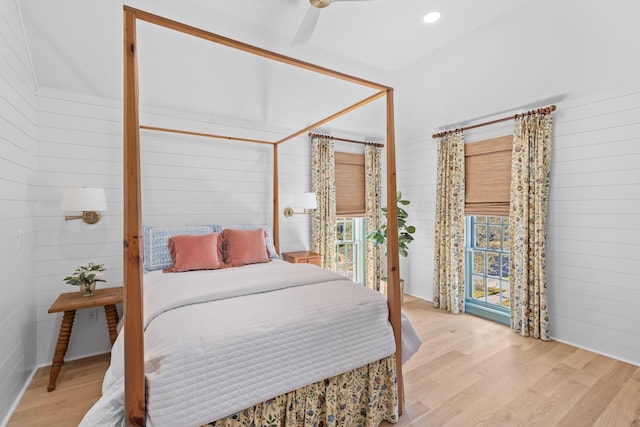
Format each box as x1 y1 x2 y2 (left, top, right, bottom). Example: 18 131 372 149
334 151 367 286
465 215 510 324
335 217 366 285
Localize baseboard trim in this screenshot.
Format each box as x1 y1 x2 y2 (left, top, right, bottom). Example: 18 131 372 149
549 336 640 368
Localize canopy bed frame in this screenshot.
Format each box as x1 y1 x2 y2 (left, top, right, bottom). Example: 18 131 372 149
122 6 402 426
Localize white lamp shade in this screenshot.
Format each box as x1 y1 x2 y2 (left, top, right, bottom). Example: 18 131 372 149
302 192 317 209
62 188 108 211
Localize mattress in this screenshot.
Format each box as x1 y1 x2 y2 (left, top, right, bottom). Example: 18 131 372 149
80 260 418 427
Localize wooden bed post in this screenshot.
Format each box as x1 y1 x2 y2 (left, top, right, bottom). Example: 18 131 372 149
123 8 145 426
385 88 403 416
273 143 280 254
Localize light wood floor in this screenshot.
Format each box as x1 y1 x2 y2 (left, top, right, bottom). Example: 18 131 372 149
8 295 640 426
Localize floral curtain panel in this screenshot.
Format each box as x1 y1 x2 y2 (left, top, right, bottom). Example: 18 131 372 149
509 113 553 341
311 136 337 271
433 131 466 313
364 145 382 291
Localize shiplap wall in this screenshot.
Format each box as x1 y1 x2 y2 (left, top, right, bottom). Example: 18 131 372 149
0 0 37 423
547 89 640 364
34 88 313 366
397 88 640 365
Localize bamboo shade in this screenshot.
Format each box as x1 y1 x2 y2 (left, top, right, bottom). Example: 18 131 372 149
465 135 513 216
335 152 365 217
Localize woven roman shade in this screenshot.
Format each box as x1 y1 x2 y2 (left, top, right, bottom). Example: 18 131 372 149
465 135 513 216
335 151 365 217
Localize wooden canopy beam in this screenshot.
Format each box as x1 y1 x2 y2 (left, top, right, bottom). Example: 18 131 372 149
276 90 386 145
140 125 276 145
123 6 390 92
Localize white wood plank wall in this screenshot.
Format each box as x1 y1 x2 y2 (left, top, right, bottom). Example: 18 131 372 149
547 89 640 365
397 88 640 365
33 88 313 366
0 0 38 423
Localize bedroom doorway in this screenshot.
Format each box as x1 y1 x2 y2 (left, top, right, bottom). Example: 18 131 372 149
464 215 510 325
335 217 366 285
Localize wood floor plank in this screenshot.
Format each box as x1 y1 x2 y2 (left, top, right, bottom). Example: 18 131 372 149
592 376 640 426
526 379 591 426
7 354 109 427
9 295 640 427
558 361 639 426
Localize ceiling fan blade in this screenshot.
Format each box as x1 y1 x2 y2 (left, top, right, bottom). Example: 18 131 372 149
292 6 321 45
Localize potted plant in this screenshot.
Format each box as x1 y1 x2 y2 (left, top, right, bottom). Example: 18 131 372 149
366 191 416 300
63 262 106 297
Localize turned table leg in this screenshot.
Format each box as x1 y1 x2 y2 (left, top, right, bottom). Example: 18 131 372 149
104 304 120 346
47 309 76 392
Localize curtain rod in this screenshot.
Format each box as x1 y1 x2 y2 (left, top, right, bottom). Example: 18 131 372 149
308 132 384 148
431 104 556 139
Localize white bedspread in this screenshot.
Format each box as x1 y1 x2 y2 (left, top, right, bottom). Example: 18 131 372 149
81 260 420 427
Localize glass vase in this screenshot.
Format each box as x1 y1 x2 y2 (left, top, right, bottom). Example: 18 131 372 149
79 282 96 297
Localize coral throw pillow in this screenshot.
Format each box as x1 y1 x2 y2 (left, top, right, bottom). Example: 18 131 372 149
221 228 271 267
164 233 222 272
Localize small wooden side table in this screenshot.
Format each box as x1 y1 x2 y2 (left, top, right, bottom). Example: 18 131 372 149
47 286 123 391
282 251 322 266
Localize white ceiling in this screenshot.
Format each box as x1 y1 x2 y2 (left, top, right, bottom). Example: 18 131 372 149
18 0 531 138
198 0 530 71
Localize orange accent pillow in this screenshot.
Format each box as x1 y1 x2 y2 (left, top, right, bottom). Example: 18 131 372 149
220 228 271 267
163 233 222 273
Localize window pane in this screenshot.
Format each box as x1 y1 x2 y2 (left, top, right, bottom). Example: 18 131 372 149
476 216 487 224
473 251 485 275
473 276 485 301
501 279 511 307
487 252 500 277
345 221 353 240
487 278 501 304
503 225 510 251
337 222 345 240
475 225 487 248
489 225 502 250
500 254 510 279
489 216 502 224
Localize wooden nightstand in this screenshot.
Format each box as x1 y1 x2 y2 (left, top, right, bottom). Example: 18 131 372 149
47 287 123 391
282 251 322 266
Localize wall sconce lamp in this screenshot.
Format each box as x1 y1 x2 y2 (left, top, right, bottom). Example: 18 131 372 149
62 188 108 224
284 192 317 218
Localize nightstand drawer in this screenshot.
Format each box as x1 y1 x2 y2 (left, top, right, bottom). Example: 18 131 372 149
296 257 321 266
282 251 321 266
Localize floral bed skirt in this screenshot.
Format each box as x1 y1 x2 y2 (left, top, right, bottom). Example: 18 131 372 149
203 355 398 427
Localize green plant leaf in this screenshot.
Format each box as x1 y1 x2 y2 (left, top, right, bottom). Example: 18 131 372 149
365 190 416 257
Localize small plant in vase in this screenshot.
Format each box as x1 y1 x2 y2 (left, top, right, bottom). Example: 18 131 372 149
64 262 106 297
366 191 416 301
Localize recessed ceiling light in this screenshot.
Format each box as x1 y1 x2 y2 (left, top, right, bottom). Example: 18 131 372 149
423 11 441 24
